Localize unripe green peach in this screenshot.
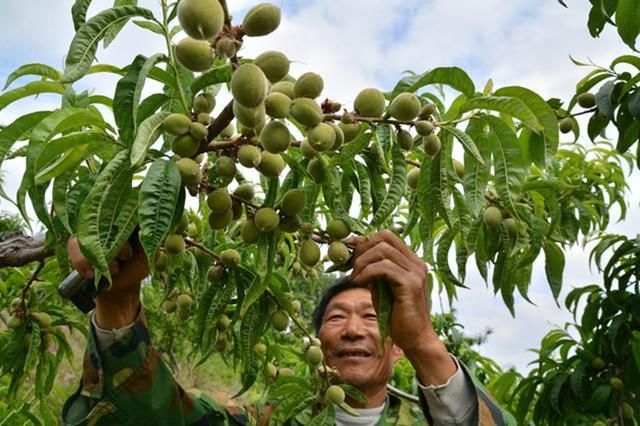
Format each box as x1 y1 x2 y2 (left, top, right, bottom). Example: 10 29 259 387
177 0 224 41
483 206 502 228
328 241 350 264
216 314 231 331
30 312 53 328
354 88 386 117
215 334 228 351
220 249 241 267
326 385 345 405
389 92 421 121
264 362 278 379
415 120 434 136
7 315 23 329
291 300 301 312
257 152 285 177
164 299 177 313
164 113 192 135
577 92 596 108
208 209 233 229
205 265 223 284
254 207 280 232
307 157 326 184
242 3 281 37
254 51 290 83
280 189 307 217
254 342 267 356
279 215 299 232
453 159 464 180
155 252 170 272
423 134 441 157
338 122 360 142
187 223 199 239
173 134 200 158
207 189 232 213
215 156 236 179
271 309 290 331
265 92 291 118
190 122 209 141
623 402 634 419
503 218 518 238
177 293 193 311
241 219 260 243
175 214 189 234
221 122 235 138
299 239 320 266
233 100 266 129
590 357 606 369
420 103 437 118
300 139 317 159
610 377 624 391
176 158 202 185
327 220 350 240
559 117 573 134
234 183 255 201
165 234 186 255
305 345 324 367
396 129 413 150
260 120 291 153
329 123 345 150
197 113 211 125
308 123 336 152
193 93 215 114
307 269 318 280
215 37 238 59
231 63 268 108
279 368 295 377
270 81 295 99
234 145 259 168
293 72 324 99
407 168 420 189
175 37 214 72
289 98 324 127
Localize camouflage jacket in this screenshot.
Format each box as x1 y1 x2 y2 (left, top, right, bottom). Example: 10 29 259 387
61 308 514 425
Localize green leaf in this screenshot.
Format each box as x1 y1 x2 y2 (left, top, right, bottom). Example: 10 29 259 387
35 145 88 185
61 6 156 83
241 232 277 316
462 119 491 215
461 96 543 131
543 241 564 304
330 130 371 167
371 143 407 227
585 384 611 412
632 331 640 374
53 171 76 234
439 124 485 165
0 111 52 183
236 296 270 398
483 115 526 218
103 0 139 48
36 131 111 170
391 67 475 99
132 19 164 35
190 63 234 95
616 0 640 50
374 279 393 344
0 81 65 112
197 273 236 349
137 93 170 124
77 149 131 284
25 322 41 371
494 86 560 166
138 158 182 264
2 63 62 90
71 0 93 30
130 111 171 166
308 407 335 426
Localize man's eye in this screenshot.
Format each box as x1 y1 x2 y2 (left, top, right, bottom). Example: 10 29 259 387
365 314 377 320
328 315 344 321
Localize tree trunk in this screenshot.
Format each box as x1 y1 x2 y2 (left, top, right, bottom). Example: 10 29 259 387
0 233 53 268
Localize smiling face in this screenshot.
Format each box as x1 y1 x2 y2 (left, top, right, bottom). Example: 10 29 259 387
318 287 403 389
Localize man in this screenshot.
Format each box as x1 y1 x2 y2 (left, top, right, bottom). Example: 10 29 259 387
62 230 511 425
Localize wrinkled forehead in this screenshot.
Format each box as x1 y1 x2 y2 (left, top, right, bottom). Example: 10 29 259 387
325 287 373 313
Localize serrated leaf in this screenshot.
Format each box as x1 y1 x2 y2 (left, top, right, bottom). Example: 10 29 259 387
462 119 490 215
132 19 164 35
190 63 234 95
103 0 139 48
241 232 277 315
439 124 484 165
235 296 269 398
0 81 65 112
330 131 371 167
61 6 156 83
198 274 236 349
371 143 407 227
461 96 542 131
483 115 526 218
391 66 475 99
72 0 93 30
25 322 41 371
543 241 564 304
374 279 393 344
2 63 62 90
53 171 76 233
138 158 181 264
36 131 111 170
617 0 640 50
130 111 171 166
35 144 88 185
308 407 335 426
77 149 131 284
137 93 170 124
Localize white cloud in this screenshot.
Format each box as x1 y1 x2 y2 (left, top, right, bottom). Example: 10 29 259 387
0 0 638 374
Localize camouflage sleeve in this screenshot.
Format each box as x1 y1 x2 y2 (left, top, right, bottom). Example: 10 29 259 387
60 305 244 426
416 356 517 426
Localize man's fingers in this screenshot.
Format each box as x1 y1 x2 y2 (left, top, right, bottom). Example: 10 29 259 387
117 242 133 261
108 260 120 275
67 236 94 279
349 260 407 288
351 241 414 277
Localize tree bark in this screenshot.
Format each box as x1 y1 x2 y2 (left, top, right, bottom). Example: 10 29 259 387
0 233 53 268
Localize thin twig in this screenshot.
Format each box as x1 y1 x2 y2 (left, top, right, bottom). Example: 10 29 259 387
20 260 45 312
184 238 223 262
406 159 421 168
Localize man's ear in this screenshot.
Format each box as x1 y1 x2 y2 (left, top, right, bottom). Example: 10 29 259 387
391 345 405 364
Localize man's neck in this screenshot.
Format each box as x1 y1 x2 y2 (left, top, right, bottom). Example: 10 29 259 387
346 384 387 409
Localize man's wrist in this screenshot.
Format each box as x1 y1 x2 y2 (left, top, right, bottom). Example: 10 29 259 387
95 285 141 329
403 332 457 387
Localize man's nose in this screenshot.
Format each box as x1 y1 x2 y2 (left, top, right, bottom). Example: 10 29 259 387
340 314 365 340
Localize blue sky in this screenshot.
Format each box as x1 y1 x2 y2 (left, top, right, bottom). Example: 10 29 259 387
0 0 638 374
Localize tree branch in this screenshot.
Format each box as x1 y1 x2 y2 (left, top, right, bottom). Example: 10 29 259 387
0 233 53 268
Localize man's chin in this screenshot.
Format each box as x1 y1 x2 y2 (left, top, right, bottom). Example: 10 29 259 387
332 361 374 386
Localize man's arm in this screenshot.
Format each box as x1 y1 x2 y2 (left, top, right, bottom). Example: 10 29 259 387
62 237 238 425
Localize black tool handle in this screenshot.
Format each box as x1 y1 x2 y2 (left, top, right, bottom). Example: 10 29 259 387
57 271 107 313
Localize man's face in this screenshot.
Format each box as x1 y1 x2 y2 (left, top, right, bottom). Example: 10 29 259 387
318 287 401 389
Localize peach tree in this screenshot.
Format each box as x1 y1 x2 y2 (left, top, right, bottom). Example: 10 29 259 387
0 0 637 423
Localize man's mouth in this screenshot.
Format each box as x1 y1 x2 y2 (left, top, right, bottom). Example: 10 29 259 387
336 349 372 359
